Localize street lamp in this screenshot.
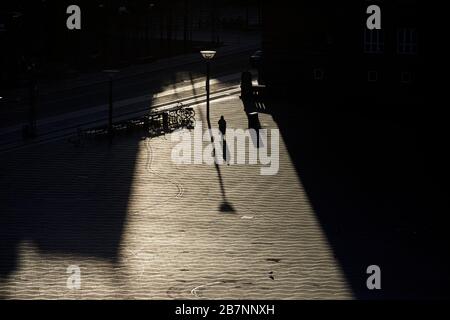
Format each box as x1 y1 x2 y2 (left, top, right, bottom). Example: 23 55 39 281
200 50 216 122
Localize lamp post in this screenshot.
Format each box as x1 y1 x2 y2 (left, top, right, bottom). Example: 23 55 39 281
200 50 216 122
26 62 38 138
102 69 120 138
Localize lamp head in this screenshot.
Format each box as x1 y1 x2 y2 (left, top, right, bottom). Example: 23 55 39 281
200 50 216 60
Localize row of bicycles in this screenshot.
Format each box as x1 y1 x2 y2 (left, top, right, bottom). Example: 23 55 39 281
68 102 195 146
164 106 196 130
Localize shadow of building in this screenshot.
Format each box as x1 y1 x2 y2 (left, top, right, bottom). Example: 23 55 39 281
259 0 450 299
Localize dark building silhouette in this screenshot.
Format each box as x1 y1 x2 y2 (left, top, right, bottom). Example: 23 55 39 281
0 0 261 87
260 2 450 299
261 1 421 103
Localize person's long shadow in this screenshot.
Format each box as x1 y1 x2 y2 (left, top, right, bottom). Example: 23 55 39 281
263 95 450 299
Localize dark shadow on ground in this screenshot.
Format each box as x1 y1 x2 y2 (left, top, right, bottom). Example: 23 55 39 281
0 132 145 277
0 83 168 285
262 96 450 299
0 37 250 294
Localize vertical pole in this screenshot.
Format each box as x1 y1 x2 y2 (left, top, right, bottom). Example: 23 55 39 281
30 79 37 132
28 71 37 137
108 76 113 137
183 0 188 52
206 60 210 122
211 0 215 44
246 2 249 30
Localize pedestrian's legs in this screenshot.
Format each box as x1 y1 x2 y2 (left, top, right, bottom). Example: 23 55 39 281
223 137 227 162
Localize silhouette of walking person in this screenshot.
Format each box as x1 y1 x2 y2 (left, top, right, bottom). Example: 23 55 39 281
218 116 228 163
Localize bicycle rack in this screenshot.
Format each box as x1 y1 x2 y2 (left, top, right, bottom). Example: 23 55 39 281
68 102 196 146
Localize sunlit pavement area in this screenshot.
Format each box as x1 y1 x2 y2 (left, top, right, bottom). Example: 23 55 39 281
0 95 352 299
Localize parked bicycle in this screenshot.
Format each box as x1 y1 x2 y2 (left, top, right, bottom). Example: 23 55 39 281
68 101 196 146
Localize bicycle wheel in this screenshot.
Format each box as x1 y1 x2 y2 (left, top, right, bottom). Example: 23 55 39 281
185 107 195 117
175 108 184 118
186 117 195 129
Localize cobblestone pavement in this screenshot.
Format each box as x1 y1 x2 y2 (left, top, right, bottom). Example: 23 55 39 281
0 95 352 299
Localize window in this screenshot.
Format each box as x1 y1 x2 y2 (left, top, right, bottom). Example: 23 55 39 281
400 71 413 84
313 68 324 80
368 70 378 82
364 29 384 54
397 28 418 54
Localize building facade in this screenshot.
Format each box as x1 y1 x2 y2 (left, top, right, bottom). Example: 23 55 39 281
261 1 421 103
